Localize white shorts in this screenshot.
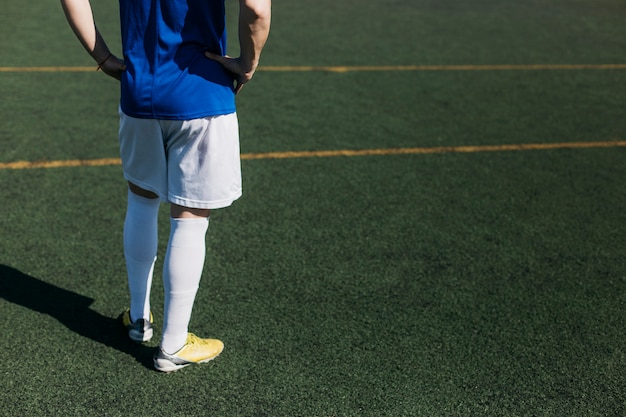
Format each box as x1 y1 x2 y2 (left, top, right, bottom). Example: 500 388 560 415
119 110 242 209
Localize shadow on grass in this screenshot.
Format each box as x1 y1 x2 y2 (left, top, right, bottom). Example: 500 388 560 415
0 264 155 370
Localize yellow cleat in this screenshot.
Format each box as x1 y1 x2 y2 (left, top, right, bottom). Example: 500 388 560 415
154 333 224 373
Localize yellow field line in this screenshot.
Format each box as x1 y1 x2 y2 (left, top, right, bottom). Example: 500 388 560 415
0 66 96 73
1 64 626 73
1 141 625 170
241 141 626 159
260 64 626 72
0 158 122 170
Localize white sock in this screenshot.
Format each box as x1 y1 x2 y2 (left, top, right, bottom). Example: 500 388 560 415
123 190 160 323
161 217 209 354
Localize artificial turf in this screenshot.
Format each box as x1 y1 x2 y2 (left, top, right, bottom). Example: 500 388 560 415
1 0 625 416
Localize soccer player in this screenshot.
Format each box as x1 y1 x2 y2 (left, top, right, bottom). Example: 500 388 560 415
60 0 271 372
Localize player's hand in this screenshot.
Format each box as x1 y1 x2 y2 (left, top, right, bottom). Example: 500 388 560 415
205 52 254 94
99 54 126 81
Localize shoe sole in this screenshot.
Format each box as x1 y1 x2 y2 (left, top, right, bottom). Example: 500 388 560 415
154 352 222 373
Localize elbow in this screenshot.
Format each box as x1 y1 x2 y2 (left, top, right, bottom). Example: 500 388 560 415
242 0 272 22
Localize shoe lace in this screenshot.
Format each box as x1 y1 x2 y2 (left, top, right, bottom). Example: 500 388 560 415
186 333 201 346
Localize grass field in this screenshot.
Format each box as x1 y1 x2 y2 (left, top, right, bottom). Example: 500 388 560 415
1 0 625 416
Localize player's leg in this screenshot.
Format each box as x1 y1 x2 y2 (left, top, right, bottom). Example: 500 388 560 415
122 182 160 342
119 111 168 342
160 205 210 355
155 114 240 371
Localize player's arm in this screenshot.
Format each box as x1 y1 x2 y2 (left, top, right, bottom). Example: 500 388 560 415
60 0 125 80
206 0 271 93
238 0 272 77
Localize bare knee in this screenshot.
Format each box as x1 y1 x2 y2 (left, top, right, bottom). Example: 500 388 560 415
128 182 159 199
170 204 211 219
127 182 208 217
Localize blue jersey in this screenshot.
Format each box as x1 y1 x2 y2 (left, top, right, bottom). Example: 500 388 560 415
119 0 236 120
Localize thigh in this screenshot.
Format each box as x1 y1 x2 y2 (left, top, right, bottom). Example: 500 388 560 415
164 113 242 210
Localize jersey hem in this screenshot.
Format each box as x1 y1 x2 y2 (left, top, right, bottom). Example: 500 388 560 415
120 104 237 121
